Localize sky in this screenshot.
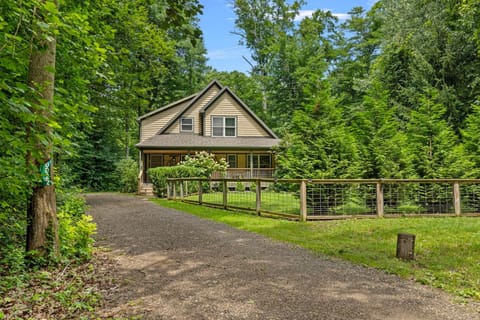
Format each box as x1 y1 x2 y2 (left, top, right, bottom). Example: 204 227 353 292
198 0 378 73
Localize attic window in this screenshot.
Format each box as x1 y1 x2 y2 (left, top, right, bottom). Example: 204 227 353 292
212 116 236 137
180 117 193 132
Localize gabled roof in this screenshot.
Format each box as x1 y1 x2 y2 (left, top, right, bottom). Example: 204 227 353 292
158 80 223 134
201 86 279 139
137 93 197 121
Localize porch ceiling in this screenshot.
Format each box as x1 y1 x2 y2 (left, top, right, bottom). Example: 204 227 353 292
136 134 280 150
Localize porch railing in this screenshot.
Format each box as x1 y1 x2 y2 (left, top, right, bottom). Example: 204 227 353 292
165 178 480 221
211 168 274 179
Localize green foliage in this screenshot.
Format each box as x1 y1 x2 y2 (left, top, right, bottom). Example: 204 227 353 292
57 190 96 262
114 157 138 193
276 108 361 179
0 202 27 276
61 0 207 191
149 152 228 197
330 196 370 215
0 254 109 319
180 151 229 177
236 181 245 192
148 166 202 197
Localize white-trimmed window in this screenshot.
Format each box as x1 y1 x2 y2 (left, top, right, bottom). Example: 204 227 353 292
180 117 193 132
248 154 271 168
212 116 236 137
226 154 237 168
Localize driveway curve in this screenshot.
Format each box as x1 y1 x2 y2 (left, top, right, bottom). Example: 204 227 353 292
87 193 479 320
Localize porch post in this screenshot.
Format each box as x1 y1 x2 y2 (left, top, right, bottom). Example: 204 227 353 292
250 151 254 178
137 151 144 194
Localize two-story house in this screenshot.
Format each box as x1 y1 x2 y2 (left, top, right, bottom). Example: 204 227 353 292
136 80 281 194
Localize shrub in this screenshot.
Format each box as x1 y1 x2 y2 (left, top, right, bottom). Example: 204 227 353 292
57 191 96 262
149 152 229 198
114 157 138 193
236 181 245 192
0 202 27 276
149 166 202 197
180 151 228 177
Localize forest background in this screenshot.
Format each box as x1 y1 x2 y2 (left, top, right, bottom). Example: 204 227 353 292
1 0 480 285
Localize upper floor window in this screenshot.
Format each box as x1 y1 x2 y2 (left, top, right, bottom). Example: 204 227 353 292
212 116 236 137
180 117 193 132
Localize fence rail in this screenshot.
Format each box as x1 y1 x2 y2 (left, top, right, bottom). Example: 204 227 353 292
165 178 480 221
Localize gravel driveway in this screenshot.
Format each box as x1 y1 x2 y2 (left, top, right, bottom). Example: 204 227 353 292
87 193 479 320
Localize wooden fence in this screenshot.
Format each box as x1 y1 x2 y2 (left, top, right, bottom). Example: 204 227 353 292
165 178 480 221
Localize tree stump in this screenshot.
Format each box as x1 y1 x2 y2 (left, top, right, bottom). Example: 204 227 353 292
396 233 415 260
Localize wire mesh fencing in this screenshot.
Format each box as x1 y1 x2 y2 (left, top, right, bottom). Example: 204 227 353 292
306 182 376 216
383 182 455 215
165 178 480 220
460 183 480 214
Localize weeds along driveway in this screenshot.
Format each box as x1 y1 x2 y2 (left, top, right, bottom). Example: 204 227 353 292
87 193 479 320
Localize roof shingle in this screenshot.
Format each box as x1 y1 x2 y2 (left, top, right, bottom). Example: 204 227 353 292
136 134 280 150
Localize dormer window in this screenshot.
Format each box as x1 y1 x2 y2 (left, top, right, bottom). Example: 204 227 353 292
180 117 193 132
212 116 236 137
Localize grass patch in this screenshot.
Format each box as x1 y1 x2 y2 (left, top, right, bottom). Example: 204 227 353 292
152 198 480 301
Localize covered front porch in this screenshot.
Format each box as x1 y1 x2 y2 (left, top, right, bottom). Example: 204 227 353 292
140 150 276 184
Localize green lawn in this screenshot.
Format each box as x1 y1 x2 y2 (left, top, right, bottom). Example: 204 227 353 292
152 198 480 301
185 191 300 214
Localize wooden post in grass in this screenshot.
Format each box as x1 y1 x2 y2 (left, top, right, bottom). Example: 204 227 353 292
453 182 461 216
198 179 203 205
223 179 228 209
256 179 261 215
300 179 307 222
173 181 176 200
376 181 384 218
167 181 171 199
396 233 415 260
180 180 184 199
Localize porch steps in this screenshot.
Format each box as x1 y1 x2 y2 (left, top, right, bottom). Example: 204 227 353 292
138 183 154 196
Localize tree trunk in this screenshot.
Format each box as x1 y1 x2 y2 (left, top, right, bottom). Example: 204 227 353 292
27 185 59 256
26 1 59 259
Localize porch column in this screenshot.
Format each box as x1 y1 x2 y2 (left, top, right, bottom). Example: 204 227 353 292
137 151 144 194
250 151 254 178
139 151 143 181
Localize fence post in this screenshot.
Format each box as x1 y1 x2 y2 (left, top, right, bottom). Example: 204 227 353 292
180 180 184 199
453 181 461 216
376 181 384 218
173 181 176 200
198 179 203 205
223 179 228 209
300 179 307 222
166 180 171 199
256 179 261 215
